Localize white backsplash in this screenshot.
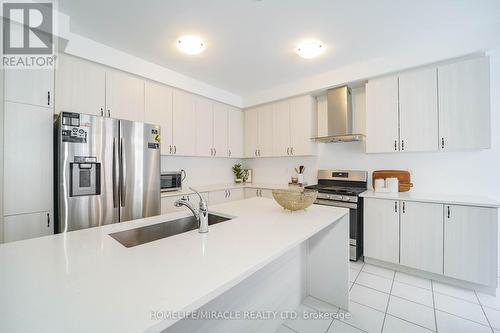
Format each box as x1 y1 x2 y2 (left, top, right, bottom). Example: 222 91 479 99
161 156 243 188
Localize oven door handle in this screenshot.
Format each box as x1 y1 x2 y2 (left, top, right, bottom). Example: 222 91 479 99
314 199 358 209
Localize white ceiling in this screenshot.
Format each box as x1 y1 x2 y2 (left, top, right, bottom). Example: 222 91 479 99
59 0 500 97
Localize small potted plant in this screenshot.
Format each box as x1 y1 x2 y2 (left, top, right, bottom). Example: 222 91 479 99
232 163 248 183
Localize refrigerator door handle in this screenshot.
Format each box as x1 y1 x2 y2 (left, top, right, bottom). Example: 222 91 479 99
119 137 126 207
112 138 119 208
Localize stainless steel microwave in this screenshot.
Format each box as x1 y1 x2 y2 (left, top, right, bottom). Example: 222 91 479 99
160 171 184 192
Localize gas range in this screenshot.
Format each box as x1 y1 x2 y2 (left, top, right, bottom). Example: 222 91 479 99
305 170 367 203
305 170 368 261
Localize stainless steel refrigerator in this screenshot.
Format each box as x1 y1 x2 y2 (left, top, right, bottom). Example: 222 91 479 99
54 112 160 233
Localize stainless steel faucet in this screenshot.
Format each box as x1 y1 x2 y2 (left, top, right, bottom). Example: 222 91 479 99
174 187 209 233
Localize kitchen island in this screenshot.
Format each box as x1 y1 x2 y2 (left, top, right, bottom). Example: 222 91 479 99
0 198 350 333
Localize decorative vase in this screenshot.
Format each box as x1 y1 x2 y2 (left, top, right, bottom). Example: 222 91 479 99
235 178 242 183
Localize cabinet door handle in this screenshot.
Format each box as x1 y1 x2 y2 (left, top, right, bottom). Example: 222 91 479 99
100 108 104 116
394 140 397 151
107 109 111 117
174 145 177 154
286 147 290 155
228 190 231 198
290 147 293 155
255 150 257 157
169 145 172 154
394 201 398 213
401 140 405 151
47 213 50 227
229 149 231 157
214 148 216 156
258 149 261 157
402 201 406 213
47 91 50 106
447 206 451 219
441 137 445 149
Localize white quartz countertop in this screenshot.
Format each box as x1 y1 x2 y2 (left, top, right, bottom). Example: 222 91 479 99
0 198 348 333
360 190 500 208
160 182 293 197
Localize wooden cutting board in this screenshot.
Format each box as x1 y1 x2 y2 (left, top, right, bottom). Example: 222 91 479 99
372 170 413 192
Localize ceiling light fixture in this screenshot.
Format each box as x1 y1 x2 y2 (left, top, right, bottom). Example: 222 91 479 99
295 40 325 59
176 35 207 55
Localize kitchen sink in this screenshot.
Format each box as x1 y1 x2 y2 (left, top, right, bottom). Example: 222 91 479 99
109 213 232 248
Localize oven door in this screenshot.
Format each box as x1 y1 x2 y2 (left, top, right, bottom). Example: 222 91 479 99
313 199 360 261
160 173 181 192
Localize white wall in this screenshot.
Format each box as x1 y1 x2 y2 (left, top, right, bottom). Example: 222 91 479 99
161 156 242 188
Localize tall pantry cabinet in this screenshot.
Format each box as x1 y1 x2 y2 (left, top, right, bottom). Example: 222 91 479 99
2 68 55 242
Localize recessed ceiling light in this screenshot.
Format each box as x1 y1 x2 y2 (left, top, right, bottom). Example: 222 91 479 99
176 35 207 55
295 40 325 59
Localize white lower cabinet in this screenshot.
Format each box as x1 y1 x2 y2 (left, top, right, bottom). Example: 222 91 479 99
4 212 53 242
443 205 497 285
400 201 443 274
364 199 400 264
244 188 257 199
244 188 273 199
364 197 498 286
209 188 244 205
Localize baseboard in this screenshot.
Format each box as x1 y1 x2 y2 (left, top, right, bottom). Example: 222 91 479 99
364 257 497 296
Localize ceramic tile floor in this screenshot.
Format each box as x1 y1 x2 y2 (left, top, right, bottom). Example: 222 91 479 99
275 260 500 333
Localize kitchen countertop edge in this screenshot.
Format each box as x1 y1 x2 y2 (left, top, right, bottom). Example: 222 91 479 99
360 190 500 208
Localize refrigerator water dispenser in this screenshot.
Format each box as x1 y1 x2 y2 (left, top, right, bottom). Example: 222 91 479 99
70 156 101 197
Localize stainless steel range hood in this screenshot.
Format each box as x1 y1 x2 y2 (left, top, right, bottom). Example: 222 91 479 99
313 86 365 143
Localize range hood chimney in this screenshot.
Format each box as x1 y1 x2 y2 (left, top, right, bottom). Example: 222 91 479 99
313 86 365 143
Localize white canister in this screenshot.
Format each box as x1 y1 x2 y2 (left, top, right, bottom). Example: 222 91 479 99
374 178 385 191
386 177 399 193
297 174 304 184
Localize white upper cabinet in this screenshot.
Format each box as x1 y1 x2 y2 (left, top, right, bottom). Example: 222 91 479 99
244 107 259 158
228 107 244 158
443 205 497 286
366 57 491 153
290 95 316 156
366 75 399 153
213 103 229 157
5 68 54 108
195 97 214 157
364 198 400 264
195 99 231 158
438 57 491 151
399 67 439 152
172 89 196 156
105 69 145 122
144 81 173 155
257 105 274 157
272 100 291 156
244 95 316 158
3 102 53 216
400 201 443 274
55 54 105 115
